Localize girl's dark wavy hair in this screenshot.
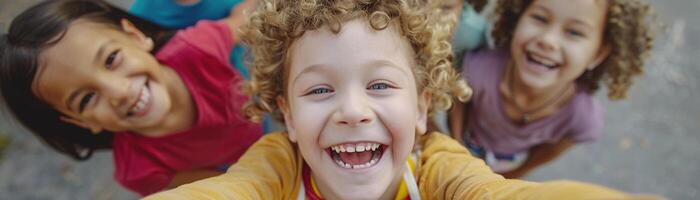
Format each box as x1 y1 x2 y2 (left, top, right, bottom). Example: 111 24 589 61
0 0 174 160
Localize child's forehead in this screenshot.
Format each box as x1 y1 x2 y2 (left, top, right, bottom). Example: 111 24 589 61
285 18 417 83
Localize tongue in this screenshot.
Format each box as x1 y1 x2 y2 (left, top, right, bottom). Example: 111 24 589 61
339 151 372 165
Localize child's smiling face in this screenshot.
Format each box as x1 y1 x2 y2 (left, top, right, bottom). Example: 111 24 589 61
33 19 181 136
279 18 429 200
510 0 610 89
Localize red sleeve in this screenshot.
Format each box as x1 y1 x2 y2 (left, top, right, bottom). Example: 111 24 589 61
175 20 234 68
113 140 174 196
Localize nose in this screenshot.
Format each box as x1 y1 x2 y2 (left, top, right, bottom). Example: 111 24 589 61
97 75 130 108
334 91 374 127
534 28 560 52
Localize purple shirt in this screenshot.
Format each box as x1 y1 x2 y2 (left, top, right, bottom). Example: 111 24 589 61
461 49 604 155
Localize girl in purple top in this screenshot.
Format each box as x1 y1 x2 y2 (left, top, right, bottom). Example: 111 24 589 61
448 0 654 178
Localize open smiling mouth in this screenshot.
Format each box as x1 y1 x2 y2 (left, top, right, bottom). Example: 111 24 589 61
126 80 151 117
526 53 560 69
327 143 386 169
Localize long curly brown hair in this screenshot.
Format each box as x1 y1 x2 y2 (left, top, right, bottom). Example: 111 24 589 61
491 0 655 100
239 0 472 122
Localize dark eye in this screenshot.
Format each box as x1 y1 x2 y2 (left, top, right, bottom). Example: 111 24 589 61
105 50 119 69
79 92 95 112
567 29 585 38
531 14 547 23
307 88 333 95
368 83 390 90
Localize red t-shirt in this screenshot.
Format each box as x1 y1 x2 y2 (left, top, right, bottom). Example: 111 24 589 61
112 21 262 196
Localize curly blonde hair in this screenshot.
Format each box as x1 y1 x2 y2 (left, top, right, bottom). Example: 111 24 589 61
491 0 655 100
240 0 471 122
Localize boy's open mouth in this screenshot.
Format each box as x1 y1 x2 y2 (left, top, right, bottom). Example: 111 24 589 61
327 142 386 169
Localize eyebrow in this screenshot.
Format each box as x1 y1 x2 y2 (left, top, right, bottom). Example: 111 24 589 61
364 60 411 77
531 4 595 29
531 4 551 15
292 59 410 85
571 19 595 29
94 39 115 64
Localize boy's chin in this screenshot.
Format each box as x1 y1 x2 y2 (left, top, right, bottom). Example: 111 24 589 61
330 184 388 200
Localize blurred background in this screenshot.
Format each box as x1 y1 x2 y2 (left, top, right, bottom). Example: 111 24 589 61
1 0 698 199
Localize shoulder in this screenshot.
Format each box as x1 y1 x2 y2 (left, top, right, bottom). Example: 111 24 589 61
419 132 470 155
235 132 299 167
156 20 234 75
567 91 606 143
461 48 509 88
255 132 296 150
159 20 233 61
176 20 233 50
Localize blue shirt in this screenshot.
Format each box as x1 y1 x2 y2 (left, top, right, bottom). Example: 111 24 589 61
130 0 243 29
130 0 250 79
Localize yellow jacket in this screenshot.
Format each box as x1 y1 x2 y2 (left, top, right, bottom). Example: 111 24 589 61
145 132 652 200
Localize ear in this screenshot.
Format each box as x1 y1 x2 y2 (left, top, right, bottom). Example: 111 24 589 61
120 19 154 51
588 44 611 70
415 91 432 135
60 116 103 135
277 96 297 142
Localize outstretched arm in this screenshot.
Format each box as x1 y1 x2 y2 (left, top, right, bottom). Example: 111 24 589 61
145 133 302 200
418 133 658 200
165 170 223 189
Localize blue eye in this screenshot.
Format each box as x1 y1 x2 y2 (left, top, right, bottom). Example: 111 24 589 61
79 92 95 112
368 83 390 90
308 88 332 95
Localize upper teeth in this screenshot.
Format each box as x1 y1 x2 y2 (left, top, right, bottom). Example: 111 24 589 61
530 54 557 67
129 86 150 115
331 143 380 153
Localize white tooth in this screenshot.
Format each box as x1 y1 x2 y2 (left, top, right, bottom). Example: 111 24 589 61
356 144 365 152
370 159 376 165
346 146 355 153
372 144 378 151
131 102 140 113
137 101 145 111
332 146 337 153
345 163 351 168
336 160 344 167
339 146 346 152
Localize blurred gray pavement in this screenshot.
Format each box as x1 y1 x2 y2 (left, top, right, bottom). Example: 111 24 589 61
1 0 698 199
